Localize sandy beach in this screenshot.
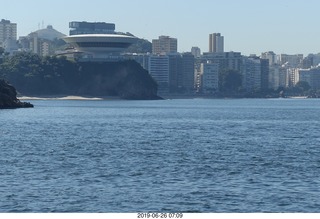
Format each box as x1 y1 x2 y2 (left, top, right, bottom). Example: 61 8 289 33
18 95 107 100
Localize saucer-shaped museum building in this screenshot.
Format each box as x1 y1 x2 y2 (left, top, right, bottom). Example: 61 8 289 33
63 21 137 59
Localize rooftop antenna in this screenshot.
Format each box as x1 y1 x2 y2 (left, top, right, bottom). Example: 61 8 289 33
42 20 44 29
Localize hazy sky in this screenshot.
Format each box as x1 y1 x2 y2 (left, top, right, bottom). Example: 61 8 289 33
2 0 320 56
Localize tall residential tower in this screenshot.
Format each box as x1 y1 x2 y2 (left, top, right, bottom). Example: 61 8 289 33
0 19 17 47
209 33 224 53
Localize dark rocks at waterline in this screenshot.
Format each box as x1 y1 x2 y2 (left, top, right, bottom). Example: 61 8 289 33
0 79 33 109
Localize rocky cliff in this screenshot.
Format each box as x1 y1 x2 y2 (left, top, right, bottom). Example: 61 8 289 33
0 79 33 109
0 52 161 100
74 60 161 100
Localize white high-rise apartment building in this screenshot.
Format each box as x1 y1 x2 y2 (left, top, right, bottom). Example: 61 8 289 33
209 33 224 53
201 62 219 93
0 19 17 47
152 36 177 54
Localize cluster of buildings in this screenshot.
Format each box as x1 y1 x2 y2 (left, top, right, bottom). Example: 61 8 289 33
0 19 65 57
1 18 320 95
129 34 320 94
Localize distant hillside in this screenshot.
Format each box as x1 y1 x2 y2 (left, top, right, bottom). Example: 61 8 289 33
0 52 160 100
125 38 152 53
30 25 66 41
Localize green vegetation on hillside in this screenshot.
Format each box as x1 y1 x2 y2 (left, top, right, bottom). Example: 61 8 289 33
0 52 160 99
125 39 152 53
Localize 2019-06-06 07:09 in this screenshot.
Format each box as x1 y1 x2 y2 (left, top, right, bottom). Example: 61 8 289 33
137 213 184 218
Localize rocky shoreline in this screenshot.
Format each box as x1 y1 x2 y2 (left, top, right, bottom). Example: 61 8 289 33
0 79 34 109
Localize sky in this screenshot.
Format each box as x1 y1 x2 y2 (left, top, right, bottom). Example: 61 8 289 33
1 0 320 56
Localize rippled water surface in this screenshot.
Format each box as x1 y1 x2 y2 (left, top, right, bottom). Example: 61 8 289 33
1 98 320 212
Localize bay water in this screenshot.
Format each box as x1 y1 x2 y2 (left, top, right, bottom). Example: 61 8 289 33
1 98 320 212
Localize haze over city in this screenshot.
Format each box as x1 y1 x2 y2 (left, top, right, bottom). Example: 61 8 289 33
2 0 320 56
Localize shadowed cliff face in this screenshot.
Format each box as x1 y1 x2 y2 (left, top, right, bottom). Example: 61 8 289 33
74 61 160 100
0 52 160 100
0 79 33 109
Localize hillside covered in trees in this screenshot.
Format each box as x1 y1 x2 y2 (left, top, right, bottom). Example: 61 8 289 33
125 38 152 54
0 52 160 100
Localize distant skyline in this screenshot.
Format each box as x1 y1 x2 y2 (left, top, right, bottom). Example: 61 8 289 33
2 0 320 56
